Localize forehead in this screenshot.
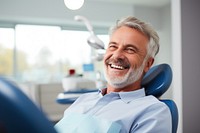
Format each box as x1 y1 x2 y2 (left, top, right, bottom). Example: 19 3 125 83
110 26 149 51
110 26 149 47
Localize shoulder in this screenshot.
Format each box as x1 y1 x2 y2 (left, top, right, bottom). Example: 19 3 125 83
141 95 170 113
128 95 171 125
130 95 172 132
130 95 168 109
140 95 167 105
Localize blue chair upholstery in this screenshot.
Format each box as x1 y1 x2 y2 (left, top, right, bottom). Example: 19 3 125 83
0 76 57 133
141 64 178 133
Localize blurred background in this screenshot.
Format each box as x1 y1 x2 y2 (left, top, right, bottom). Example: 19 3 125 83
0 0 200 133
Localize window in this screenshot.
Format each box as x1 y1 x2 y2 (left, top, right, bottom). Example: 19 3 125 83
0 25 108 84
15 25 63 83
0 28 15 77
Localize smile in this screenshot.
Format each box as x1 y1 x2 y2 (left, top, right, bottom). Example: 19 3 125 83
109 64 129 70
110 64 124 70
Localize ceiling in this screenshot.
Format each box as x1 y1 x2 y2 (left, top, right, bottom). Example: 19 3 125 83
88 0 170 7
0 0 171 28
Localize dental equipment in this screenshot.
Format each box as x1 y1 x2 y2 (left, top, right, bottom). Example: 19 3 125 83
74 15 105 50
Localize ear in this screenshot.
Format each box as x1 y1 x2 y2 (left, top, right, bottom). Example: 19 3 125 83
144 57 154 73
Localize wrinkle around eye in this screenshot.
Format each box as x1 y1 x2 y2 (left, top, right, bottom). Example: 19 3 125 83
108 46 117 51
124 45 138 54
108 42 118 51
125 48 136 54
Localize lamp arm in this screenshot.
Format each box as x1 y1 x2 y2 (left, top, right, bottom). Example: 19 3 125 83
74 15 94 34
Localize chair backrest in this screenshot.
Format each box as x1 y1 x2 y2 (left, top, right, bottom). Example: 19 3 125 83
0 76 57 133
141 64 178 133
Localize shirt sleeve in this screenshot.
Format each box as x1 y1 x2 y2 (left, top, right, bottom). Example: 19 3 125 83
130 102 172 133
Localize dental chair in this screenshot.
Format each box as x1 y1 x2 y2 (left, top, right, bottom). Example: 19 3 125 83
0 77 57 133
141 63 178 133
0 63 178 133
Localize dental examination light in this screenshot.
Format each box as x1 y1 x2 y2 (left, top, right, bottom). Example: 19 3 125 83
74 15 105 50
64 0 84 10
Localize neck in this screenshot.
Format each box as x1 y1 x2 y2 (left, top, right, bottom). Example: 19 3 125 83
106 80 142 94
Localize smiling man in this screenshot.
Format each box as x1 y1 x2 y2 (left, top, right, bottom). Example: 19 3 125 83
55 16 172 133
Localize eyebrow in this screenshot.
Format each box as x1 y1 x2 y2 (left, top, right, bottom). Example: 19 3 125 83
109 41 139 50
108 41 117 45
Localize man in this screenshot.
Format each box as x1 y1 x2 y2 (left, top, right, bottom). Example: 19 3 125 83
55 16 172 133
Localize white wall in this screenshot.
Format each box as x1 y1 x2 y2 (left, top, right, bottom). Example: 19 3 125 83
181 0 200 132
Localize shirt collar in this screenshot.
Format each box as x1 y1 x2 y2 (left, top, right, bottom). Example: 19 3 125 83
98 88 146 104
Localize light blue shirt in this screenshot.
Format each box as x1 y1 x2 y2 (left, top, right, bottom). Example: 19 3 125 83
55 88 172 133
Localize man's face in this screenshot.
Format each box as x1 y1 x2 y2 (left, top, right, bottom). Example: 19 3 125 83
103 26 150 89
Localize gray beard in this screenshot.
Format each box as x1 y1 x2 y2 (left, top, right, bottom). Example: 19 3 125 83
104 60 146 89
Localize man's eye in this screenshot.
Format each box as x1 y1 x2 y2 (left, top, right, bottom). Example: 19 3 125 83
108 45 117 50
126 48 136 54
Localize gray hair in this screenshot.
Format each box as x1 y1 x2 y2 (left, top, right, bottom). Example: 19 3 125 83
109 16 159 58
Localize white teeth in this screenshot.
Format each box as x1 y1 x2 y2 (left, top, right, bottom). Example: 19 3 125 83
110 64 124 70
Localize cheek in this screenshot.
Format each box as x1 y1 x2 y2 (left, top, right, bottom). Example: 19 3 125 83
128 56 144 69
103 51 112 63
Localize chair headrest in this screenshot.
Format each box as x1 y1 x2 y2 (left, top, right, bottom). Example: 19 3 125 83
141 64 173 98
